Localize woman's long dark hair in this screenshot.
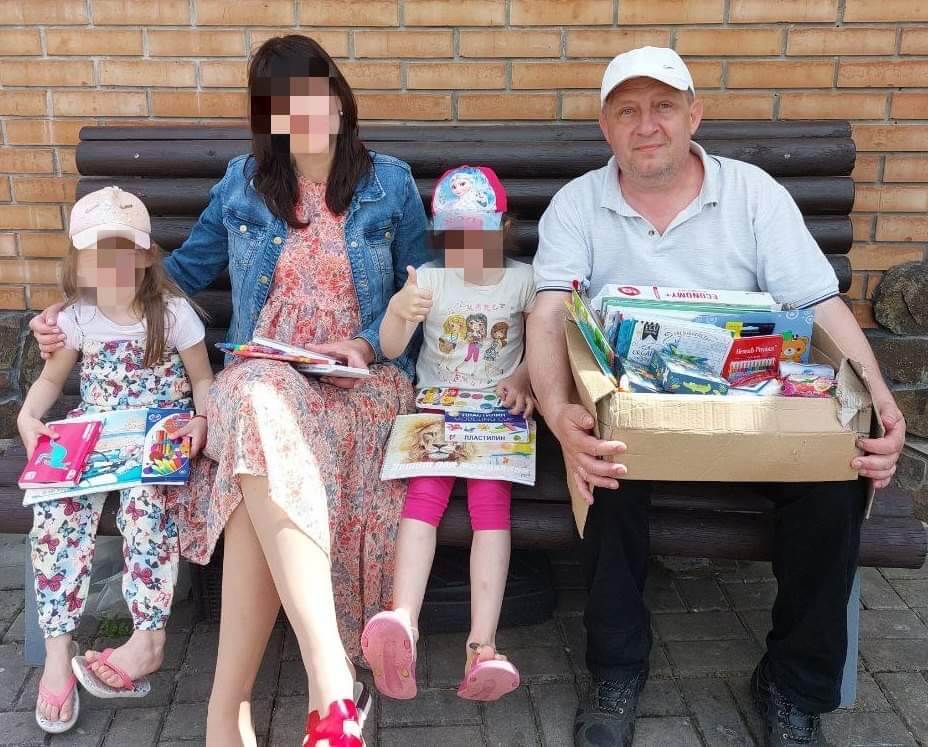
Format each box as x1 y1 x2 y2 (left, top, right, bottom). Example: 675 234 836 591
247 35 371 227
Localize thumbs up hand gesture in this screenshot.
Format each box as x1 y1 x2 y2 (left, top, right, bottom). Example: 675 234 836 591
388 265 433 323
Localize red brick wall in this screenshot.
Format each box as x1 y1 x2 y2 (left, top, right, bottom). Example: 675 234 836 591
1 0 927 324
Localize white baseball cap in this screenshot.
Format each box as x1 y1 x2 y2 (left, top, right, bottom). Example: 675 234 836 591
600 46 695 106
69 185 152 250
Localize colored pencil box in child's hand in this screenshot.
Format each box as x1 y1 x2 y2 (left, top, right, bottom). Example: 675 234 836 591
141 408 193 484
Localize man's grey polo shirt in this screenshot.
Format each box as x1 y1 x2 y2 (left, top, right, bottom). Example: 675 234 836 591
534 143 839 309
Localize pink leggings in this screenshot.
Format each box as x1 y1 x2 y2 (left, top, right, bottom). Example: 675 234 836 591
402 476 512 531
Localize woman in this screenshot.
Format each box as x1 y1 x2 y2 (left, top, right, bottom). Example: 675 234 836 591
32 35 428 746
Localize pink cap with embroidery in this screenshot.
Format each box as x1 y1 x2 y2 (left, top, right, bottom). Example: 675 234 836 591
69 186 152 250
431 165 508 231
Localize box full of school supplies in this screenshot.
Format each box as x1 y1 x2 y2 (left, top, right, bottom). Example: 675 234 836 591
565 286 882 511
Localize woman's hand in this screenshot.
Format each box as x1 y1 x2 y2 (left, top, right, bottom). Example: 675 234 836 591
496 366 535 418
17 415 59 460
169 416 208 459
29 303 67 360
310 338 373 389
387 266 432 323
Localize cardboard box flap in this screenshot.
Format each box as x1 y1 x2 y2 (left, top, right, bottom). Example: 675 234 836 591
566 321 617 410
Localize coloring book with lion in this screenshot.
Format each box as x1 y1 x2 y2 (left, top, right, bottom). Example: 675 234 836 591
380 413 537 486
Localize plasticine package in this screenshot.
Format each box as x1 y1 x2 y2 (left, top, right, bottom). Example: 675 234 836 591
651 350 730 396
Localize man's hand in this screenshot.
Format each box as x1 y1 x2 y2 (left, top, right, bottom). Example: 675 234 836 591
311 338 373 390
387 266 432 323
552 403 627 505
854 401 906 489
30 303 66 360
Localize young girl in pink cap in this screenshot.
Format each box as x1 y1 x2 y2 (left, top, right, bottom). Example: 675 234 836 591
363 166 535 703
17 186 213 733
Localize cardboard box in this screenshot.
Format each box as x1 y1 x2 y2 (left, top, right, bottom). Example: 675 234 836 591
566 320 882 531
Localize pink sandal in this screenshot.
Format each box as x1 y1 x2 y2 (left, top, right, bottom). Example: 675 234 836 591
71 647 151 699
36 641 80 734
457 643 520 702
361 611 418 700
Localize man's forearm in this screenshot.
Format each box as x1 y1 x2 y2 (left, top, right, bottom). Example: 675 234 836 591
526 292 576 425
814 296 896 407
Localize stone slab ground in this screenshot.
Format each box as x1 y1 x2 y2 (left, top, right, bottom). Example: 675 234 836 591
1 534 926 746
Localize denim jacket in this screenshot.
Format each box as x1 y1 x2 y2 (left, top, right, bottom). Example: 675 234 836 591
164 151 429 378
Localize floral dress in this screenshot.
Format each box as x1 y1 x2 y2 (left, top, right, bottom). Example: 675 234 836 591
180 178 414 660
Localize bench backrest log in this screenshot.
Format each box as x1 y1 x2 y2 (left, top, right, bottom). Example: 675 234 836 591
55 120 928 570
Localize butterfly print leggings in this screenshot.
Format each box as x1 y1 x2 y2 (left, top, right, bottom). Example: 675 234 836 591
30 486 179 638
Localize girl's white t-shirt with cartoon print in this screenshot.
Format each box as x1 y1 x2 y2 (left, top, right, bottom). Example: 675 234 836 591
57 296 205 352
415 259 536 392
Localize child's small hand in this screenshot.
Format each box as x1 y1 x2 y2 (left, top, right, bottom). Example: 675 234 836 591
169 415 207 458
388 266 432 323
17 415 58 460
496 371 535 418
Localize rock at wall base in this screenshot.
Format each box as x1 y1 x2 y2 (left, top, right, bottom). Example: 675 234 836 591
873 262 928 335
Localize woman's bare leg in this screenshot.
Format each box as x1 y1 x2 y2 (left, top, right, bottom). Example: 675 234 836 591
239 474 354 719
206 502 281 747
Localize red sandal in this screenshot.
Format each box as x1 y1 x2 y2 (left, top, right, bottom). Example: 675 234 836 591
303 698 363 747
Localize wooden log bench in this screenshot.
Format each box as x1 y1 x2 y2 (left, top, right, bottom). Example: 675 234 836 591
0 123 925 691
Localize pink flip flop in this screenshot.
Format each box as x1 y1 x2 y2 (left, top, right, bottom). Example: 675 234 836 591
71 647 151 699
36 640 80 734
361 611 418 700
457 647 520 702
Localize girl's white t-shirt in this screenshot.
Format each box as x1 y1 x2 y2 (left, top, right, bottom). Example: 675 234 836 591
57 297 206 354
415 258 536 392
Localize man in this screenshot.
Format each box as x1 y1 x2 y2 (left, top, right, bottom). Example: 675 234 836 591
526 47 906 747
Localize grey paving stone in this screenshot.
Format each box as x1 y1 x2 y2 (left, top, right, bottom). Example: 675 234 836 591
102 706 163 747
379 725 484 747
165 601 197 634
643 583 686 613
820 710 917 746
172 669 214 703
509 645 572 683
554 589 586 617
738 609 772 645
860 567 908 610
890 580 928 609
875 672 928 744
0 589 22 622
666 639 763 677
380 687 480 728
860 609 928 639
638 679 687 717
653 611 749 642
0 541 25 567
716 561 774 584
657 556 714 578
530 681 578 747
0 642 30 710
159 701 207 742
160 632 189 671
632 716 702 746
849 672 893 712
727 675 767 745
679 677 755 745
483 685 540 746
49 708 114 746
268 695 304 747
557 615 586 675
722 580 778 611
277 658 307 697
649 645 673 679
180 627 218 673
880 565 928 580
424 632 466 688
495 619 562 650
0 565 24 591
675 577 730 612
0 709 46 746
860 639 928 672
2 609 24 643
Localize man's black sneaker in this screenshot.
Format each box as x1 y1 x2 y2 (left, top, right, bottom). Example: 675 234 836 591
574 666 648 747
751 656 829 746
